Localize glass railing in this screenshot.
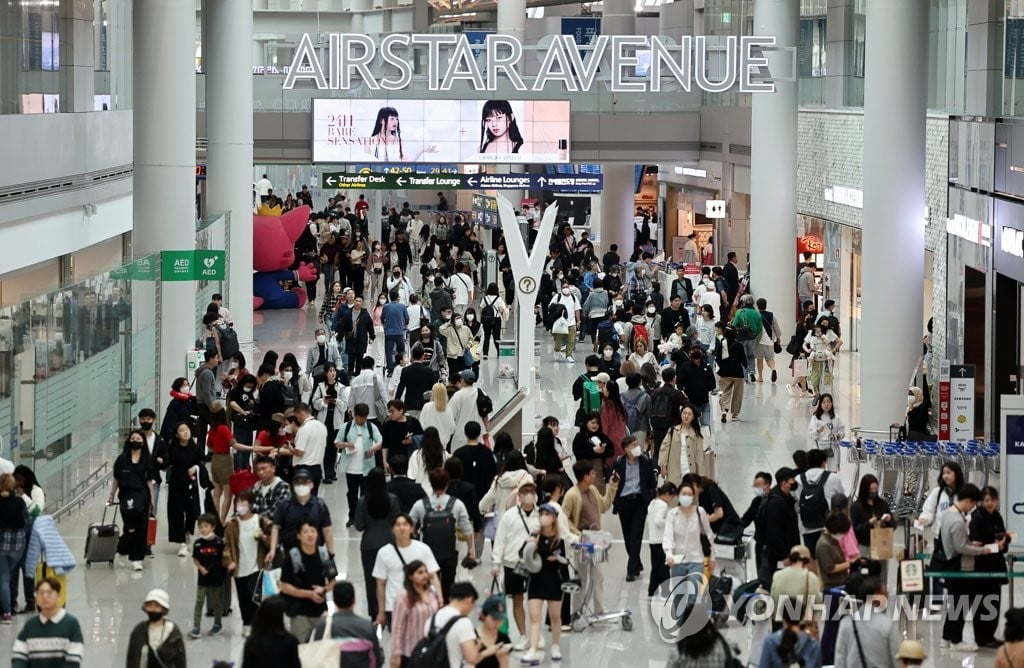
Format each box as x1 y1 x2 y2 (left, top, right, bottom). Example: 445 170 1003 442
195 212 229 336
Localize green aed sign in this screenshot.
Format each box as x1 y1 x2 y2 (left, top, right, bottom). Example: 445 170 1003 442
161 250 225 281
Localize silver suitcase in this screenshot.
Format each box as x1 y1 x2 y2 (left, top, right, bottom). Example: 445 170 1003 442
84 504 119 567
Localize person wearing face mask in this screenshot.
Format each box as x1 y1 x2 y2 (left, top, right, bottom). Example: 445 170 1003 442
581 278 610 352
753 467 801 587
137 409 167 521
223 489 272 635
109 430 158 571
740 472 774 529
227 374 260 471
341 296 376 377
490 482 541 648
612 435 658 582
125 589 187 668
311 365 349 485
439 310 474 377
447 262 475 316
266 467 334 567
166 422 204 558
662 482 715 612
305 328 340 383
519 504 570 663
549 282 581 363
386 266 413 304
850 474 896 572
645 482 678 596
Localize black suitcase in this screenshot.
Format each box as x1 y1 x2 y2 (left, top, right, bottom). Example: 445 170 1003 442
85 504 119 567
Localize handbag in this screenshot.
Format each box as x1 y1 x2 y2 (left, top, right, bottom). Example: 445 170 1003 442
298 611 338 664
489 576 510 635
552 316 570 335
773 340 783 354
453 327 474 368
792 358 809 377
261 567 282 599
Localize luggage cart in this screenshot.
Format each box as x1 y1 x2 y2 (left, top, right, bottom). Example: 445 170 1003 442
566 531 633 632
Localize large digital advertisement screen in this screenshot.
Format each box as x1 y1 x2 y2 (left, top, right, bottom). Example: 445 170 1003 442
312 99 571 165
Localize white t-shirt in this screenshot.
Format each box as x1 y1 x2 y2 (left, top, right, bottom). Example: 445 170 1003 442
346 430 365 475
256 178 273 197
371 540 440 611
236 515 261 577
448 274 473 306
426 606 477 668
295 417 328 466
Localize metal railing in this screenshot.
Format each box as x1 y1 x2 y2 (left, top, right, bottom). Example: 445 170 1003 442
52 461 111 524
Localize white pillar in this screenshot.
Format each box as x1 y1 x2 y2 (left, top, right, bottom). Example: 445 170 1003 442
206 0 254 350
350 0 370 34
133 0 197 396
497 0 526 40
601 0 635 35
861 0 927 433
599 163 636 257
750 0 798 321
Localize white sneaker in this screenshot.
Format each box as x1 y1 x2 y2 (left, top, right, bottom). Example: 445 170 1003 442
953 642 978 652
939 640 951 650
550 644 562 661
131 560 143 571
520 649 543 665
116 555 127 568
537 636 545 649
177 544 189 557
566 356 576 364
512 638 529 652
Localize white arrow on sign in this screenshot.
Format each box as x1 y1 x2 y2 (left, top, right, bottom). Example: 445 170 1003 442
396 177 405 187
705 199 726 219
326 176 336 186
537 176 547 187
466 177 478 187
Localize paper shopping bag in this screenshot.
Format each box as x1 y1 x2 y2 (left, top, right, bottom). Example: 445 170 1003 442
792 358 809 377
870 527 895 560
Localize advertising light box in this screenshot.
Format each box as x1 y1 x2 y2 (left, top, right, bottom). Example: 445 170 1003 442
312 99 571 165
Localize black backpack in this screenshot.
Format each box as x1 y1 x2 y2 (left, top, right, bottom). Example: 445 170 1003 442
409 612 466 668
215 323 240 358
798 471 831 531
418 496 458 560
481 296 499 320
476 388 494 419
649 387 674 430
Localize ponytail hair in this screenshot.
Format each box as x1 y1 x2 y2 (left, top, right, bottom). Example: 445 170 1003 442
776 626 802 665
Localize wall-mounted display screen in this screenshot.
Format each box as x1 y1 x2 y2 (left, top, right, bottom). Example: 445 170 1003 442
312 99 571 165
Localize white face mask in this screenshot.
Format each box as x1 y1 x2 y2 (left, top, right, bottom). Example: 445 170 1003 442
603 350 614 359
454 318 462 326
282 371 293 381
562 288 570 295
629 446 642 458
465 314 475 321
316 335 326 344
520 493 537 506
679 495 694 508
235 504 250 515
379 298 387 305
293 484 312 498
614 300 624 307
647 307 656 314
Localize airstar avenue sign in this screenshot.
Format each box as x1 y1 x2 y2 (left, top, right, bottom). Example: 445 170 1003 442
283 33 787 94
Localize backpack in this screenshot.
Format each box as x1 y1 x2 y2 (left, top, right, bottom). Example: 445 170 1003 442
523 440 537 467
630 323 649 352
481 296 499 320
596 319 619 346
622 389 643 433
215 323 240 358
338 638 379 668
418 496 458 560
288 544 338 581
649 386 675 429
798 470 831 531
476 388 494 419
409 613 465 668
579 374 600 413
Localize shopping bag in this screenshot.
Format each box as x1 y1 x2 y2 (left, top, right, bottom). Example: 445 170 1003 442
489 576 510 635
261 567 282 599
552 316 570 335
146 516 158 547
870 527 895 560
792 358 809 377
820 370 834 396
298 612 338 663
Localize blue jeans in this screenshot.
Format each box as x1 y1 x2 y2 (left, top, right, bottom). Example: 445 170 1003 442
669 561 705 621
0 552 16 614
384 334 406 373
697 402 711 428
233 422 254 470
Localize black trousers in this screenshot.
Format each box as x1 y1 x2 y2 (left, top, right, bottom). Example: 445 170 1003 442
942 578 972 644
196 403 212 450
756 545 779 588
481 317 502 356
234 572 259 625
166 480 198 544
361 549 380 620
437 556 457 603
117 509 149 561
648 544 669 596
345 473 365 523
305 464 324 497
323 427 338 481
616 495 647 576
972 580 1003 644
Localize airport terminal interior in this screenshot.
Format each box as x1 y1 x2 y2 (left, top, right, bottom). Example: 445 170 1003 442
2 0 1024 667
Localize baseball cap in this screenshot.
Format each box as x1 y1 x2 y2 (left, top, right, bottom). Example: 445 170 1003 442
144 588 171 610
458 369 476 383
293 467 313 482
538 503 560 517
481 595 506 620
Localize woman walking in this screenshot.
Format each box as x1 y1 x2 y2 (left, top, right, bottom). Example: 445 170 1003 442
389 560 443 668
659 405 705 484
354 468 400 621
109 430 158 571
166 422 203 557
714 323 747 423
520 504 568 664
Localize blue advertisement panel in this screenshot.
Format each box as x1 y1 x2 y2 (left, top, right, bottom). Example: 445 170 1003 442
561 17 601 46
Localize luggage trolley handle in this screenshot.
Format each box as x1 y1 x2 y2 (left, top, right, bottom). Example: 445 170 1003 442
101 501 120 526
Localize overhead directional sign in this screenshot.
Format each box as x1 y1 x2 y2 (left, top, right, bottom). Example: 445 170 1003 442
705 200 727 219
321 172 603 193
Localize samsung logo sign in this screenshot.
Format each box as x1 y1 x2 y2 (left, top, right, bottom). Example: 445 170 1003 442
1003 226 1024 259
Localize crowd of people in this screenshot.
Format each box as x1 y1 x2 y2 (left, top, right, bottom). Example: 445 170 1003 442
0 191 1009 668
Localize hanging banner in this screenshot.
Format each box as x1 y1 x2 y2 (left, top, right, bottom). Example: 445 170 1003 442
161 250 226 281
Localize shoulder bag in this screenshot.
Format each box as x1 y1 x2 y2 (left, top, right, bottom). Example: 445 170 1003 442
298 610 338 666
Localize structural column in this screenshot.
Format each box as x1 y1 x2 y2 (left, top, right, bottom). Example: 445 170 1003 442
599 163 636 257
60 0 96 112
601 0 635 36
861 0 927 434
350 0 370 34
206 0 254 350
133 0 197 397
750 0 798 321
496 0 527 237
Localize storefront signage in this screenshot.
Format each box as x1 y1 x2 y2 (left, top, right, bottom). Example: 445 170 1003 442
320 171 604 192
1002 226 1024 258
283 33 783 94
949 364 976 443
797 235 824 254
823 185 863 209
160 250 226 282
946 214 991 247
999 396 1024 550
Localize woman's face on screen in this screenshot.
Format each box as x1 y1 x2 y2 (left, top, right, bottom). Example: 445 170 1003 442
485 111 509 138
385 115 398 132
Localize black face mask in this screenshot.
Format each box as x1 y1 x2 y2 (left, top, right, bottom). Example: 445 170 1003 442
130 442 144 450
139 421 154 431
146 611 165 622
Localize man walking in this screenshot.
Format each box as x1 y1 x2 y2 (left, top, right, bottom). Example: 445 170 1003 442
381 290 409 376
195 350 220 450
612 436 657 582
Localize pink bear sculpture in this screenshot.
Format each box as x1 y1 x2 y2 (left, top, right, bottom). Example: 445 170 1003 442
252 204 318 310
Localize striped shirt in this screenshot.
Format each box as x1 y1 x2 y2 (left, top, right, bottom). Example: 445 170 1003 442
390 587 443 658
12 609 84 667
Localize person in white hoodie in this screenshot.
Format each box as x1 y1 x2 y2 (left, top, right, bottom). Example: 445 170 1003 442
645 482 678 597
914 461 965 610
490 481 541 650
447 370 487 451
479 453 534 534
793 448 845 555
807 393 846 459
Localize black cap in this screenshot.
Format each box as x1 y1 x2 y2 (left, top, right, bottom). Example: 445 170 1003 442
293 467 313 482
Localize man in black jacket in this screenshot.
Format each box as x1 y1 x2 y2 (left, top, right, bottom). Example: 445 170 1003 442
394 344 438 418
723 252 741 304
660 295 691 342
601 244 620 272
612 436 658 581
669 265 694 304
428 276 454 323
385 455 426 514
648 367 687 463
740 471 773 528
676 347 716 432
754 467 801 587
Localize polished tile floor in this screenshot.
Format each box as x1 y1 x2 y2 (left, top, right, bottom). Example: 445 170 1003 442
0 300 1001 667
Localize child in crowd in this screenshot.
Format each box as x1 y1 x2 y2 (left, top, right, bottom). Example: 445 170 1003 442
191 513 227 638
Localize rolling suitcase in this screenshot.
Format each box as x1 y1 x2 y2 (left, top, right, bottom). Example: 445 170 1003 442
85 504 119 567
